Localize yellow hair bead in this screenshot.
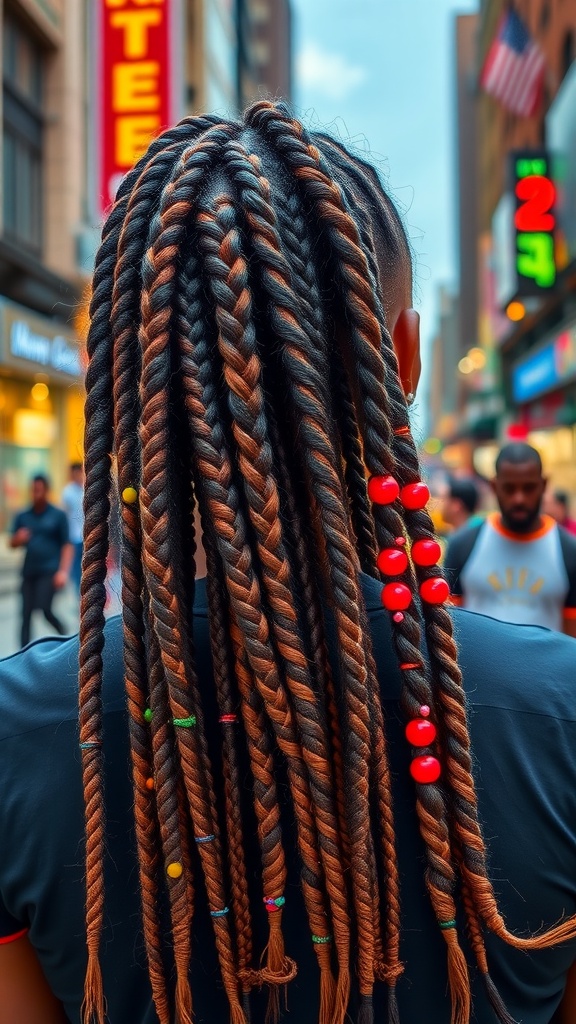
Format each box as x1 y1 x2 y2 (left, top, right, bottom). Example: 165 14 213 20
122 486 138 504
166 861 183 879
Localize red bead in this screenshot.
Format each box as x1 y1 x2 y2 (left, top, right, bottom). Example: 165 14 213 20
392 612 404 623
420 577 450 604
381 582 412 611
395 536 406 546
410 755 441 784
377 548 409 576
419 705 430 717
400 482 430 510
411 538 441 567
367 475 400 505
405 719 437 746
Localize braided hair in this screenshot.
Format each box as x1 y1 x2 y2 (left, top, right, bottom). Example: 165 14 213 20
80 101 576 1024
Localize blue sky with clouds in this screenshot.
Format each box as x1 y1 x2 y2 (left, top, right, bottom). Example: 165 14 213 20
290 0 479 420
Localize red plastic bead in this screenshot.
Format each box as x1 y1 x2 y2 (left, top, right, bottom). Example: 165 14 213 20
367 475 400 505
420 577 450 604
405 719 437 747
410 755 441 784
377 548 409 576
411 538 442 567
400 482 430 510
395 536 407 546
381 582 412 611
393 612 404 623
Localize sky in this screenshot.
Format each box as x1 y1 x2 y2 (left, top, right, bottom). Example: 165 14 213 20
290 0 479 430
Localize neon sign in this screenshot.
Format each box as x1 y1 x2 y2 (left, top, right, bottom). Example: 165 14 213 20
97 0 179 219
513 151 556 294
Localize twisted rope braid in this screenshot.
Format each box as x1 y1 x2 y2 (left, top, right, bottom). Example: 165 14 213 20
175 265 297 1014
245 101 473 1022
138 134 248 1024
79 114 231 1024
173 246 334 995
79 101 576 1024
110 139 197 1024
197 195 346 1019
176 250 293 997
218 146 380 1008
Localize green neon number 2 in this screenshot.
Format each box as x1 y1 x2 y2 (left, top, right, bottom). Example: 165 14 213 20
516 232 556 288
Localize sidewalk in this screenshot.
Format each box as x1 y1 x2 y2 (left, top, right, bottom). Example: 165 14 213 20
0 581 81 660
0 534 121 660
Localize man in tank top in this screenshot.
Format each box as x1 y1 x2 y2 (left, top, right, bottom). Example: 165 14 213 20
444 443 576 635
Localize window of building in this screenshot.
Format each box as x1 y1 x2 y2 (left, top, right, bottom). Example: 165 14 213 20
2 12 44 255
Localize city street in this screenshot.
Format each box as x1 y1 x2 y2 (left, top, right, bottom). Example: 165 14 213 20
0 538 121 660
0 582 80 660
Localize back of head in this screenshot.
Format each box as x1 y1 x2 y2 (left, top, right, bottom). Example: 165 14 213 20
78 101 575 1024
495 442 542 476
448 476 479 516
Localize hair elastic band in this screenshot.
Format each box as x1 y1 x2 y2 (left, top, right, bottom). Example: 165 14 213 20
195 834 215 844
311 934 332 944
394 425 411 435
79 741 101 749
439 919 457 930
399 663 423 671
211 907 229 918
263 896 285 912
173 715 197 728
219 714 237 724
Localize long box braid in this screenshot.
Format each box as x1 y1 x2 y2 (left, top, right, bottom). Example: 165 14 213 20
79 101 576 1024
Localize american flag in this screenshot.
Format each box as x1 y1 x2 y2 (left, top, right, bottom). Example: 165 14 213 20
480 8 546 118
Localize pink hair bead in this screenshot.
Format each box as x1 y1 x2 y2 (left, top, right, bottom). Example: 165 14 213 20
419 705 430 717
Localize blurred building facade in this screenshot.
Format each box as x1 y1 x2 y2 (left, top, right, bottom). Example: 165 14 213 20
0 0 291 531
429 0 576 488
0 0 87 529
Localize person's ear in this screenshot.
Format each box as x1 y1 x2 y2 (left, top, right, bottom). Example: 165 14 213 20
391 308 421 398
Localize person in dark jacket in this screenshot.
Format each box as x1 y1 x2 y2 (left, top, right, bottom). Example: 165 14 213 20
2 102 576 1024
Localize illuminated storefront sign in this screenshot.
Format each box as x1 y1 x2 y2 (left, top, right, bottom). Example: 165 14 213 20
512 320 576 403
513 150 556 295
493 150 558 311
0 298 84 383
97 0 179 218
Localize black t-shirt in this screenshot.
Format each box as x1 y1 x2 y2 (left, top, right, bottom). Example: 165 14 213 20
11 503 69 577
1 576 576 1023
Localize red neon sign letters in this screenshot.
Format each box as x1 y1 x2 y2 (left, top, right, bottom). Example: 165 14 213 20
513 154 556 292
97 0 176 219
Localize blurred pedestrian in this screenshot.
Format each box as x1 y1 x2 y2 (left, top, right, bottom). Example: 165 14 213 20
9 474 72 647
61 462 84 594
445 442 576 633
2 104 576 1024
543 489 576 536
440 475 481 532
